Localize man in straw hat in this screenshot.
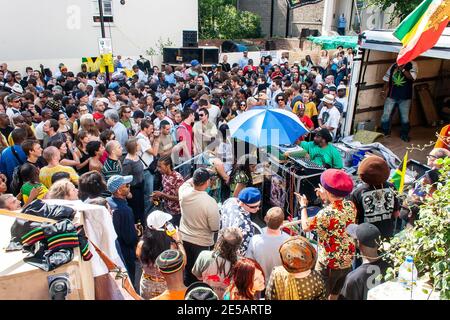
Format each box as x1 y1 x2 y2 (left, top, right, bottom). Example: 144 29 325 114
351 155 400 239
265 236 326 300
296 169 356 299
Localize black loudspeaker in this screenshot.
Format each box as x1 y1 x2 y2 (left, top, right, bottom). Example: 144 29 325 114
163 48 179 65
203 48 219 64
180 48 203 63
183 30 198 47
163 47 219 65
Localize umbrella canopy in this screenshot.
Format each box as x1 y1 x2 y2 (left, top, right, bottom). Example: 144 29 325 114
227 108 309 147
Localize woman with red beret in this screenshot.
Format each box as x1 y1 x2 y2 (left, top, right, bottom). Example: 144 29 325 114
296 169 356 300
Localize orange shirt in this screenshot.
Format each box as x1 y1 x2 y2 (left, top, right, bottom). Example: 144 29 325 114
435 124 450 150
151 289 186 300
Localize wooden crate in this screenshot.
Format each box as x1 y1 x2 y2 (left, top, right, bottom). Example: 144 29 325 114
0 213 95 300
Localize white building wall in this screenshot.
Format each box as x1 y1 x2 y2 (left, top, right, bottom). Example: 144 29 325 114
1 0 198 73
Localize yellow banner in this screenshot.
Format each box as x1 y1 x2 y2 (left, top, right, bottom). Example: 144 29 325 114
99 53 114 73
82 56 101 72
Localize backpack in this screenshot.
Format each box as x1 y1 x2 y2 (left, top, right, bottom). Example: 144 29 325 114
9 146 26 194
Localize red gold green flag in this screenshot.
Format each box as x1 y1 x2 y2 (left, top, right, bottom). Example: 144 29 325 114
394 0 449 65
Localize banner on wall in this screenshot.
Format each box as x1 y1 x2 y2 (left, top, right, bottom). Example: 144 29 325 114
81 56 101 72
99 53 114 73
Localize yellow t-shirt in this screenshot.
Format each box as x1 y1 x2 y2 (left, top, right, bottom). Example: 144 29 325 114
292 101 318 118
8 125 36 146
305 102 318 118
39 164 79 188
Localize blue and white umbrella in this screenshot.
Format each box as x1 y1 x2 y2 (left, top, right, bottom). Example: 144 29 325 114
227 108 309 147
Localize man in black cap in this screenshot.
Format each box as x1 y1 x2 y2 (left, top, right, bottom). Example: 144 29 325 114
76 91 92 113
339 223 390 300
299 128 343 169
185 282 219 300
153 103 174 130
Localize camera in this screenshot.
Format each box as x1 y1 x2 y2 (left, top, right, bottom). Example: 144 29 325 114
120 0 126 5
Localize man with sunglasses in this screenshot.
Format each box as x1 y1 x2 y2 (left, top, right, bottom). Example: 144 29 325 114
220 187 261 255
6 93 22 125
106 175 138 285
193 108 218 155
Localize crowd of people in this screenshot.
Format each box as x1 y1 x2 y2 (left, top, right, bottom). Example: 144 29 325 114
0 48 447 301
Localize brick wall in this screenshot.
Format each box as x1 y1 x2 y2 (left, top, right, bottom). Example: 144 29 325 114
238 0 325 38
291 1 325 37
238 0 273 37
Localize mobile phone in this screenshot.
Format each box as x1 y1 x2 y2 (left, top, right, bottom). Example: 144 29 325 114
165 222 176 237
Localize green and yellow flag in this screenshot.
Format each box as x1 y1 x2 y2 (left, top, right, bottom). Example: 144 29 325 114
394 0 450 65
391 151 408 193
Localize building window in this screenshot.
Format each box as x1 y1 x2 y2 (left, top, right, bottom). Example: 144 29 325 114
93 0 114 23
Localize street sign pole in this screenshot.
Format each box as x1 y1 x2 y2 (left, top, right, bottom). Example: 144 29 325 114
98 0 110 85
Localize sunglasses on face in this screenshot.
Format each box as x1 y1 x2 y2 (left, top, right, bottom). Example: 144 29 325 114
246 203 260 209
199 114 205 117
277 98 284 102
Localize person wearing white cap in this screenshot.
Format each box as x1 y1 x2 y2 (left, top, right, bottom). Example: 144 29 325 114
335 84 348 114
106 174 138 284
136 210 181 299
318 94 341 139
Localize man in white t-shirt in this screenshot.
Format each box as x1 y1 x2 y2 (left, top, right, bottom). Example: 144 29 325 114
246 207 290 286
318 94 341 139
335 84 348 113
136 119 159 214
197 98 220 125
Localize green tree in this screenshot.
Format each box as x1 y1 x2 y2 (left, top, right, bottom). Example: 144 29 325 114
382 157 450 300
199 0 262 39
368 0 423 21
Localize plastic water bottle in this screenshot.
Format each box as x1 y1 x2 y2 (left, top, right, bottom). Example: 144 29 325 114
398 256 418 289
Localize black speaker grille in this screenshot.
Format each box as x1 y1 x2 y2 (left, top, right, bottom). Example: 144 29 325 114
183 30 198 47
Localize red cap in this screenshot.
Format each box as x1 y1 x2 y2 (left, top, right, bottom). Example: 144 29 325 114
93 112 104 120
320 169 354 197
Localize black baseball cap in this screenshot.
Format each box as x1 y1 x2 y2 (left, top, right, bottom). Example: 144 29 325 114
132 110 145 119
154 103 165 113
346 223 381 248
316 128 333 143
192 168 211 186
185 282 218 300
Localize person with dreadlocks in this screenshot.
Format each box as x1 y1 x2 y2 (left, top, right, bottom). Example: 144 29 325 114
191 227 243 299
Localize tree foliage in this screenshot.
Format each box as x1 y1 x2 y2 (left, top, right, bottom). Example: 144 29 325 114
199 0 262 39
382 157 450 300
368 0 423 21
